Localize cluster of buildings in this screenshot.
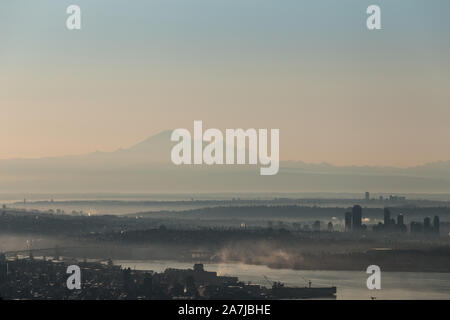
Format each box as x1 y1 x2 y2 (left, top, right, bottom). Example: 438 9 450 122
0 255 257 300
344 205 365 231
0 254 130 299
365 192 406 202
312 220 334 232
0 251 339 300
0 256 334 300
372 208 407 233
410 216 440 234
344 205 440 235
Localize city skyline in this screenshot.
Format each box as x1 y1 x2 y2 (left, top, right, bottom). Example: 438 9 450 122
1 0 449 306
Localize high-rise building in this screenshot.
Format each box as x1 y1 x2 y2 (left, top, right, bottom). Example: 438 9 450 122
397 214 404 226
384 208 391 227
327 222 333 232
345 212 352 231
352 205 362 230
424 217 431 232
433 216 440 235
365 192 370 201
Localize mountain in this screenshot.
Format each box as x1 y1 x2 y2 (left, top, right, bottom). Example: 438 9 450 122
115 130 174 162
1 131 450 193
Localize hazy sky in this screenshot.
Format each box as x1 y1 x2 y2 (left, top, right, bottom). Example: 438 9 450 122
1 0 450 166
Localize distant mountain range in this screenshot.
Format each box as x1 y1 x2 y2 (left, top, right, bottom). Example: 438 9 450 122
2 130 450 193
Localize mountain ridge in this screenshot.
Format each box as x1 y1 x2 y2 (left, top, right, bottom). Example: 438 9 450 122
2 131 450 193
2 130 450 171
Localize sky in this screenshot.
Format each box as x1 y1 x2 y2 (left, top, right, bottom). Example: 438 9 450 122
1 0 450 167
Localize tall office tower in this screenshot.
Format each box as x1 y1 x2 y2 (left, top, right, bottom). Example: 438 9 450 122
397 214 404 226
424 217 431 233
384 208 391 227
327 222 333 232
365 192 370 201
433 216 440 235
345 212 352 231
352 205 362 230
